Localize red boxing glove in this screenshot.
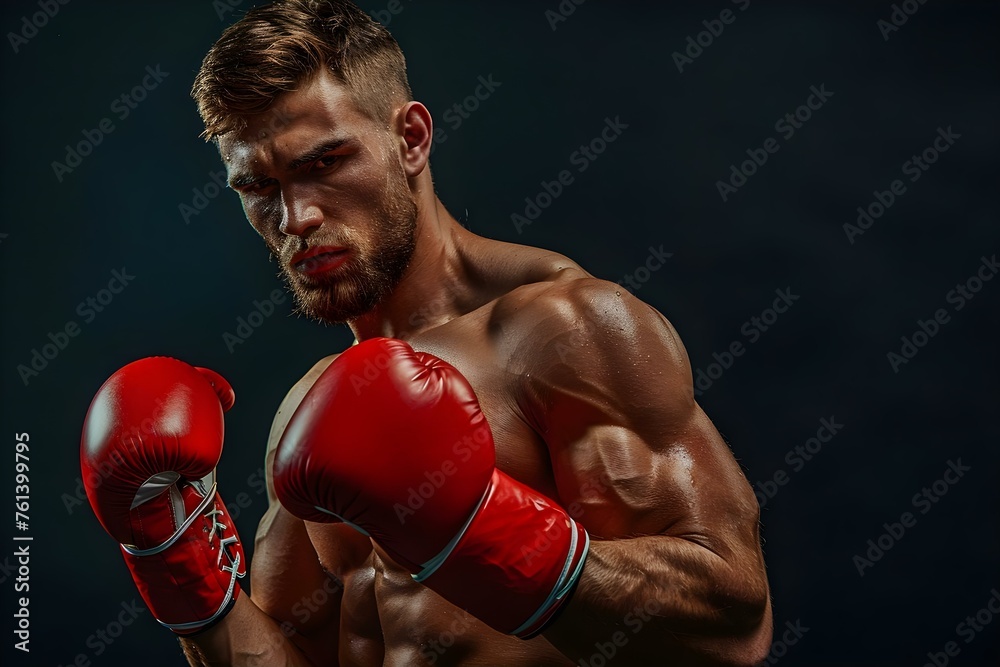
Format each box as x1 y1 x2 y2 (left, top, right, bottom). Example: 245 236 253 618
274 338 588 638
81 357 245 634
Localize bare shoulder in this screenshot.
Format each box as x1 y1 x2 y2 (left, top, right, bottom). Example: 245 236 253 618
495 275 698 453
499 273 691 379
498 276 760 544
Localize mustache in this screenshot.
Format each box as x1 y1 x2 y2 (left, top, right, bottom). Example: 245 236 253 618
280 238 354 264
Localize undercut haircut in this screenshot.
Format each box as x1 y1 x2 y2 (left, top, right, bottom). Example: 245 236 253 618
191 0 412 140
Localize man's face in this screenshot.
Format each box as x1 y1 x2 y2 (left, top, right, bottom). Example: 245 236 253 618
219 69 417 324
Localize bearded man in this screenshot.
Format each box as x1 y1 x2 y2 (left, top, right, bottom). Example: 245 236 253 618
80 2 772 664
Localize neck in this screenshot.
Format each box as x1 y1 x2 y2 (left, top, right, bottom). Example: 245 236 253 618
349 197 475 342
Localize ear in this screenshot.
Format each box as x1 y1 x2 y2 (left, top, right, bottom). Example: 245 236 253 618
394 101 433 178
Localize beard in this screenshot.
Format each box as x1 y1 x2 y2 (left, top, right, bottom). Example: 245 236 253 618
275 166 418 325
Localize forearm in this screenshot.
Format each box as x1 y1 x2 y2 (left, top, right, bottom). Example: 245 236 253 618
543 536 771 666
180 594 314 667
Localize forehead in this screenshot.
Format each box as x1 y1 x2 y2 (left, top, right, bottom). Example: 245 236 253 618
219 69 377 169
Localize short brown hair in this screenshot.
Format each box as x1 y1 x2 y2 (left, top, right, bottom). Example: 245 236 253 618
191 0 412 140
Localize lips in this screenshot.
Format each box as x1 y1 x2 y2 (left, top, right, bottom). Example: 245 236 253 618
291 246 350 276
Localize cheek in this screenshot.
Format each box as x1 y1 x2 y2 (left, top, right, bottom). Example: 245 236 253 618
242 198 284 247
336 176 390 214
337 149 403 207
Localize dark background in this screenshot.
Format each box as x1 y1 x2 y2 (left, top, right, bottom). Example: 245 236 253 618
2 1 998 665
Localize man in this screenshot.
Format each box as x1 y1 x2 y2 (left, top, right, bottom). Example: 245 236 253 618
80 1 772 664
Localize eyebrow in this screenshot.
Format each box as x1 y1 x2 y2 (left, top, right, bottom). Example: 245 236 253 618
228 138 351 189
287 138 350 171
228 172 261 189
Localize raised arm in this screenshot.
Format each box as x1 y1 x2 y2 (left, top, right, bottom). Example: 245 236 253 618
517 278 772 666
182 355 358 666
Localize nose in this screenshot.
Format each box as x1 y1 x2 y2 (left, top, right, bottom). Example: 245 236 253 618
279 185 323 237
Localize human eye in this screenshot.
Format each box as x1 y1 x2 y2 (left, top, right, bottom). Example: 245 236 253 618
312 154 341 172
242 178 277 194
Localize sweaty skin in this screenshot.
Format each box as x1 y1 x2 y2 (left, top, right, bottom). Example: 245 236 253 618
180 69 771 666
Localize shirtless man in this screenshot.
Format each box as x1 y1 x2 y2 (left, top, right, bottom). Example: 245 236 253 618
79 1 772 664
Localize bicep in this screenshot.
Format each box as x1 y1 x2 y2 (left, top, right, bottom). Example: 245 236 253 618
551 407 759 560
523 284 758 553
547 402 746 540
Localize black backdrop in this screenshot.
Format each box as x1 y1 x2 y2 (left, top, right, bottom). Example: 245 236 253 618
2 1 998 665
